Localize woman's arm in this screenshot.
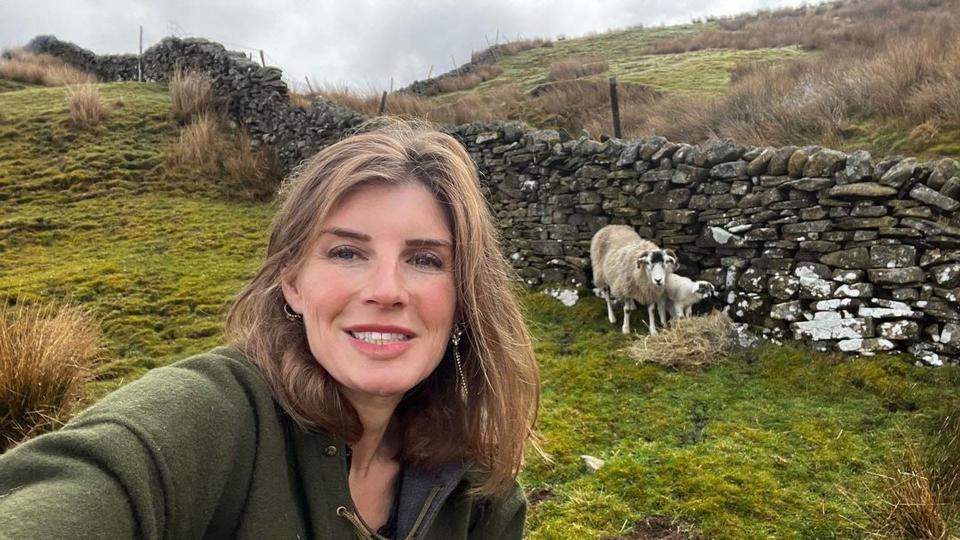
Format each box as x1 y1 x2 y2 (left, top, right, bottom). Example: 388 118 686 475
0 350 262 539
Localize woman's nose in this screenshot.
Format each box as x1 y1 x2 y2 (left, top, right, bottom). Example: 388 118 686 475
364 259 408 307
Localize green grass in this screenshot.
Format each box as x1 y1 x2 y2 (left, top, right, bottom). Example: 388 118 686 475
522 292 960 539
0 81 274 398
2 79 959 538
434 23 811 101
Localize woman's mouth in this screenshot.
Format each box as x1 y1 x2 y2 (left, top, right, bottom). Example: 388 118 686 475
348 331 411 345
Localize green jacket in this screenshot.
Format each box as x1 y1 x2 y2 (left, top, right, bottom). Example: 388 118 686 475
0 347 525 539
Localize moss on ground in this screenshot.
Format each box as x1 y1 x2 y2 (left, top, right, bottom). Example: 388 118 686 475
3 79 959 537
521 292 960 539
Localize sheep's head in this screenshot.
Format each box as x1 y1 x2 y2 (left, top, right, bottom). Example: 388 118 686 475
695 280 716 300
637 249 678 289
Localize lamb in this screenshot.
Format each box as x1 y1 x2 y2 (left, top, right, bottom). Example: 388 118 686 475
590 225 677 335
660 273 716 322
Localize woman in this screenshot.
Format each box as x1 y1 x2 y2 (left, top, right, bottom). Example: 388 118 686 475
0 120 540 539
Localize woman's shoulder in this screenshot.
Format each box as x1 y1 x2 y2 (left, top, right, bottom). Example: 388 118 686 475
67 346 277 437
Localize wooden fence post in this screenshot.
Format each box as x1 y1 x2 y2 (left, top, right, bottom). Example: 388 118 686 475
427 64 433 79
609 76 622 139
377 91 388 115
259 50 266 67
138 26 143 82
304 76 314 93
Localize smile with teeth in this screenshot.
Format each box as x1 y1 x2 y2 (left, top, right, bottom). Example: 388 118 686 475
349 331 411 345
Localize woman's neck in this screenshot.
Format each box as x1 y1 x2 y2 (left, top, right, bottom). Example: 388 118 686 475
347 393 402 474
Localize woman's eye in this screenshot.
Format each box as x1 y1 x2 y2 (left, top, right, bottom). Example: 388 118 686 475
328 246 362 261
411 252 443 269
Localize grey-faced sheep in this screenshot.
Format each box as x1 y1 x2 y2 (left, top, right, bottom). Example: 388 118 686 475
660 273 716 323
590 225 678 335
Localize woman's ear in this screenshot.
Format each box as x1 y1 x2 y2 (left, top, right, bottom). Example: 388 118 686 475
279 268 304 314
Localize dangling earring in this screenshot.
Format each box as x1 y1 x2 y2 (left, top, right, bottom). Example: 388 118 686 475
283 303 303 322
450 324 468 403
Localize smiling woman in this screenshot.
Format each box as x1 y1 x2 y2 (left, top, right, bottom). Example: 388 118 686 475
0 120 540 539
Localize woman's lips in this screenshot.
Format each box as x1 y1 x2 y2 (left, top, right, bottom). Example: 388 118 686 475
344 330 413 359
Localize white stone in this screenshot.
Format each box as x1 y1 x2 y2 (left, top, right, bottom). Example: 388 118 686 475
792 318 873 341
543 288 579 307
813 299 857 311
580 455 605 473
835 284 862 297
872 299 912 310
836 339 863 352
709 227 736 245
858 306 920 319
814 311 841 320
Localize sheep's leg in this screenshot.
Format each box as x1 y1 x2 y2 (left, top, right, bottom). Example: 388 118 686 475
647 303 658 335
622 299 633 334
604 289 616 324
657 299 669 327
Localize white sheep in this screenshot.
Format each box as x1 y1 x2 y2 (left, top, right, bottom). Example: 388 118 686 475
590 225 677 335
660 273 716 323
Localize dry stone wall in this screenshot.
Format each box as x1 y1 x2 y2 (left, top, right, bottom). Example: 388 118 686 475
26 35 366 169
28 36 960 365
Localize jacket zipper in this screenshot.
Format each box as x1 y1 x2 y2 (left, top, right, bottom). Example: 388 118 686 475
337 485 443 540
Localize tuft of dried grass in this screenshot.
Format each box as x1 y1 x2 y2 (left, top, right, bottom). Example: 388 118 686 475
0 49 97 86
929 413 960 506
547 55 609 82
169 68 217 123
876 435 951 540
0 303 102 451
626 310 733 369
436 65 503 93
499 37 552 56
66 83 109 127
168 112 221 169
166 113 278 200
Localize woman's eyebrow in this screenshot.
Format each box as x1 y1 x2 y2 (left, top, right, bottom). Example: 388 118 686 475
406 238 452 248
319 228 370 241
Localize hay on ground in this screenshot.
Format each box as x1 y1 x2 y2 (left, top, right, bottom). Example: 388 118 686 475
627 310 733 369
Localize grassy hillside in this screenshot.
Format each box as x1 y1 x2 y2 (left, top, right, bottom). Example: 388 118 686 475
320 0 960 160
2 80 960 538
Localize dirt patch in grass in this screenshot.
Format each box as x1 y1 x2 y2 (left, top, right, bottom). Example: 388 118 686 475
601 516 702 540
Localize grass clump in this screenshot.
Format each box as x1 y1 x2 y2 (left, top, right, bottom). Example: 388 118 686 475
436 65 503 93
627 311 733 369
166 112 277 201
0 303 102 450
66 83 109 127
0 49 96 86
169 68 217 124
546 55 608 82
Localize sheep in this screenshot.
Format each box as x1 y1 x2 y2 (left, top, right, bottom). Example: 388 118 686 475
590 225 678 335
660 273 716 323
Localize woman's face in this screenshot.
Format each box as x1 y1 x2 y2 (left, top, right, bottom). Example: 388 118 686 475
281 182 457 406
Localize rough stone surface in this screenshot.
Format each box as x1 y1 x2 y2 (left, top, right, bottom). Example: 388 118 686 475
879 320 920 340
879 157 918 188
827 183 898 198
804 149 847 178
929 263 960 288
792 318 874 341
820 248 869 269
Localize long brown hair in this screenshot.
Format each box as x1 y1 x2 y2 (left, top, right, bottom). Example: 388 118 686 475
225 119 539 497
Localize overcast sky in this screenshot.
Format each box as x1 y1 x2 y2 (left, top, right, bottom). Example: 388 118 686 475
5 0 815 93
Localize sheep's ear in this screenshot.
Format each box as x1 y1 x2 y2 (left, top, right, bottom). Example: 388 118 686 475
636 253 650 268
664 249 678 269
